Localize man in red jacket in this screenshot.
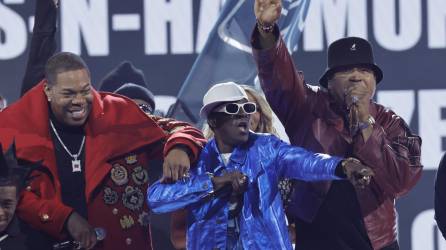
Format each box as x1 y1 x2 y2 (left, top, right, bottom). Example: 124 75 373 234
0 52 205 250
251 1 422 249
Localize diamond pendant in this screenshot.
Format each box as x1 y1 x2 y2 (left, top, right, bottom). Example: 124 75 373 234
72 159 82 172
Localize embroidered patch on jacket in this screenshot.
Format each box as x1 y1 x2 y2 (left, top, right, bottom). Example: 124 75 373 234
120 215 135 229
111 163 129 186
351 43 357 51
122 186 144 211
125 154 138 165
103 187 119 205
132 166 148 185
138 211 150 227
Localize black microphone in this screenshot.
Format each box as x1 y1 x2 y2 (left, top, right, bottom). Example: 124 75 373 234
346 94 360 135
53 227 106 250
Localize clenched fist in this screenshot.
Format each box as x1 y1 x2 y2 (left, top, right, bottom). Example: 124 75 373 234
254 0 282 25
341 158 375 189
66 212 97 250
212 171 248 195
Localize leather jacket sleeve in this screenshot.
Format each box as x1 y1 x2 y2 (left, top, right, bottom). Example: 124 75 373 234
252 27 314 129
435 153 446 239
353 111 422 198
150 116 206 162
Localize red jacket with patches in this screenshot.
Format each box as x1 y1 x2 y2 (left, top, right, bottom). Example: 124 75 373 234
0 82 205 250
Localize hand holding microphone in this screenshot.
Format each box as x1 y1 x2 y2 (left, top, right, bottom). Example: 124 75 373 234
344 83 372 136
53 227 106 250
347 96 360 135
58 212 103 249
211 171 248 196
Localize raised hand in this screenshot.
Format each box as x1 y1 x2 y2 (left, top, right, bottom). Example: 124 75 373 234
254 0 282 25
254 0 282 48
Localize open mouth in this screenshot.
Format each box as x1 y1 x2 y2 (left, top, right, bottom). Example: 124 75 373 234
236 119 249 132
68 107 87 120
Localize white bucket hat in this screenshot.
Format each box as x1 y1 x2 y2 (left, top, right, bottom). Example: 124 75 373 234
200 82 248 118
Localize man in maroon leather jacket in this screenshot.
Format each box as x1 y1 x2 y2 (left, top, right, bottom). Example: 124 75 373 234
251 1 422 249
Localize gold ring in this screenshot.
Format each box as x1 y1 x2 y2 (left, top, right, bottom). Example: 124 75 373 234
239 176 247 184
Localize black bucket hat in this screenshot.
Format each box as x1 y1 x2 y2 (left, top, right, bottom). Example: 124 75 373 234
99 61 148 92
114 83 156 112
319 37 383 88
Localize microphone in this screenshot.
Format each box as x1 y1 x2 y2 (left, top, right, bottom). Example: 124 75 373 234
53 227 106 250
94 227 107 241
347 95 360 135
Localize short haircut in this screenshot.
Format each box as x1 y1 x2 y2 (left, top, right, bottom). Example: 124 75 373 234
45 52 90 86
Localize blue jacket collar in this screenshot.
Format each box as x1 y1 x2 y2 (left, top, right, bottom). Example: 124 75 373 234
207 133 255 172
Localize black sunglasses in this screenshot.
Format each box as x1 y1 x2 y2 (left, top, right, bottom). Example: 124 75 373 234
214 102 257 115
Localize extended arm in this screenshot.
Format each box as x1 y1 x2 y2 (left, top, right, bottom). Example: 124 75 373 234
21 0 58 96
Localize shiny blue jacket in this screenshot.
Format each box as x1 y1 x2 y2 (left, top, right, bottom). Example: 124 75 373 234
148 133 343 250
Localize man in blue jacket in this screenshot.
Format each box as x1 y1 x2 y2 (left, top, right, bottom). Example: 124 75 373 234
148 82 373 250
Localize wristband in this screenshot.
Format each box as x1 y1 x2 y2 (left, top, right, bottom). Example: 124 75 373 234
358 115 375 130
257 19 275 33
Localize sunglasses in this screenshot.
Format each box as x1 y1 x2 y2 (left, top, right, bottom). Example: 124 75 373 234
214 102 257 115
138 103 153 114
